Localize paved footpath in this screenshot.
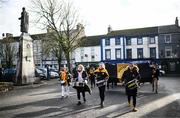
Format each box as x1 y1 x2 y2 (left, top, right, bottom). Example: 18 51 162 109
0 77 180 118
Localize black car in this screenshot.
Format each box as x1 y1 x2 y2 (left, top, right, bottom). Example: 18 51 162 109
1 68 16 83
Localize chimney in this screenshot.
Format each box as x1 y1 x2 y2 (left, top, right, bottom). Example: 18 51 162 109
6 33 13 37
175 17 179 27
47 25 53 33
76 23 84 31
108 25 112 33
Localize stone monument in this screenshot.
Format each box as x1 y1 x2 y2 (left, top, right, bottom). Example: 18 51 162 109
16 7 35 85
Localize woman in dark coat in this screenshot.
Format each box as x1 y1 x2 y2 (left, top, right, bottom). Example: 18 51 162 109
122 63 140 112
73 64 88 105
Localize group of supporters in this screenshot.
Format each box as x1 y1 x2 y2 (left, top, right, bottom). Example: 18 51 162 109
59 63 109 108
58 62 159 111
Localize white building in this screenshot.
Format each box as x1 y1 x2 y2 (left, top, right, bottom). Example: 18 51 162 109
101 26 159 62
73 35 105 65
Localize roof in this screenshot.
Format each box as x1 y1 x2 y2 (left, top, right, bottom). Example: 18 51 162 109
0 33 47 43
79 35 106 47
107 26 158 37
158 25 180 34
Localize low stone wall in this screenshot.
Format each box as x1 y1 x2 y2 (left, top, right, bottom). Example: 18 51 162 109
0 82 14 93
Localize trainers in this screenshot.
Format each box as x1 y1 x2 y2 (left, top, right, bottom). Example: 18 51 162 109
132 107 138 112
77 101 81 105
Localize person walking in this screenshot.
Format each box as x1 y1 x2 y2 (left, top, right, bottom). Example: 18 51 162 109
152 63 160 94
94 63 109 108
46 65 50 81
88 67 96 88
73 64 88 105
59 67 70 98
122 63 140 112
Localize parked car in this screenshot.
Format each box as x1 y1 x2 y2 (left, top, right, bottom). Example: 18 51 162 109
1 68 16 83
37 67 59 79
35 68 46 79
50 68 59 73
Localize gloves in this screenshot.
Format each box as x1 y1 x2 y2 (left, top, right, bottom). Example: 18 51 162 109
85 80 88 84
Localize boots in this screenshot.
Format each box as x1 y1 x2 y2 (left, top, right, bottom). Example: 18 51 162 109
77 101 81 105
100 101 104 108
83 98 86 103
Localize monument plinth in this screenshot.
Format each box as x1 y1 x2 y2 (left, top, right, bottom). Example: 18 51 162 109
16 33 35 85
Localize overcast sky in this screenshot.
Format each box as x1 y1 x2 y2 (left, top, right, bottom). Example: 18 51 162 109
0 0 180 38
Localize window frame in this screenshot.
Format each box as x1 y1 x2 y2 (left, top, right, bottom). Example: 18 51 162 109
115 37 121 45
105 49 111 60
126 49 132 59
126 38 131 46
137 48 143 58
149 37 155 44
105 38 110 46
150 47 156 58
115 48 121 59
137 38 143 45
164 34 171 43
165 46 172 58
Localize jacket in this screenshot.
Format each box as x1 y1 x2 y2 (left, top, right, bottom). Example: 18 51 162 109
73 70 87 82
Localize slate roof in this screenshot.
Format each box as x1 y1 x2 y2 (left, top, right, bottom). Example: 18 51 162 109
158 25 180 34
79 35 106 47
107 26 158 37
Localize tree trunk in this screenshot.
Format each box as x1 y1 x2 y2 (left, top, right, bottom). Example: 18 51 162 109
57 57 62 72
65 51 71 73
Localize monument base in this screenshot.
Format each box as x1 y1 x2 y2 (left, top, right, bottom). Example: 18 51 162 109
16 33 36 85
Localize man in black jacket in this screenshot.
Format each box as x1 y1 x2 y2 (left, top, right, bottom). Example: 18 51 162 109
122 63 140 112
94 63 109 108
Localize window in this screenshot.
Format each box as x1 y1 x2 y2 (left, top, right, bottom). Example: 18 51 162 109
91 48 95 55
105 39 110 46
115 38 121 45
105 49 111 60
165 46 172 58
137 38 143 45
126 49 132 59
150 48 156 58
85 54 88 57
164 35 171 43
115 49 121 59
81 56 84 60
80 49 84 61
81 48 84 55
149 37 155 44
137 48 143 58
126 38 131 45
91 55 95 61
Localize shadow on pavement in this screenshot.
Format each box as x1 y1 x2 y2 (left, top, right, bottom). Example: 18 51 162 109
140 99 180 118
0 84 173 118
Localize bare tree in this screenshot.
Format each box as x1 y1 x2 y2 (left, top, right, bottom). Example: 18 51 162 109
31 0 84 71
0 33 17 68
61 2 85 71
